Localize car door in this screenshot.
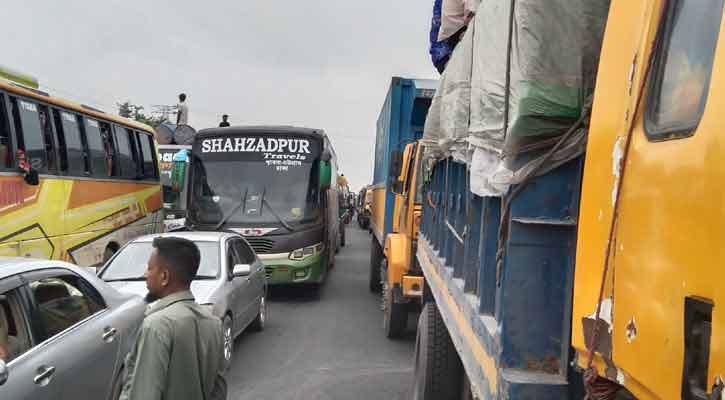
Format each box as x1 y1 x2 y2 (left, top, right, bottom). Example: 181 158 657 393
225 239 248 334
232 238 264 324
24 270 121 400
0 276 60 400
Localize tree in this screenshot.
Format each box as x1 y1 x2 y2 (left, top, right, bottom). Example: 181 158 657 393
117 101 169 127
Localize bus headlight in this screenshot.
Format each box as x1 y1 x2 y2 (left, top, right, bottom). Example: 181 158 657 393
289 242 324 261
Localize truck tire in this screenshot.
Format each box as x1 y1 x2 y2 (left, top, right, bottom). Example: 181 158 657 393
383 281 407 339
369 236 383 293
340 223 346 247
411 303 462 400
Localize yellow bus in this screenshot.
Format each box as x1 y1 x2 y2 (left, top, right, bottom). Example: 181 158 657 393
0 70 162 266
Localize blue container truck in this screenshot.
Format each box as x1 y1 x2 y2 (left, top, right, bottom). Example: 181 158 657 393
368 77 436 294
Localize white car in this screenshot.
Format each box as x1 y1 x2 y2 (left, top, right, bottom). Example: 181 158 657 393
98 231 268 369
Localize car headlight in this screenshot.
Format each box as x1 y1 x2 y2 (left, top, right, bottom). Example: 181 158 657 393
289 242 324 261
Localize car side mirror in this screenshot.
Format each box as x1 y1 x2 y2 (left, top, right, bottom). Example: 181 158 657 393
0 359 8 386
233 264 251 277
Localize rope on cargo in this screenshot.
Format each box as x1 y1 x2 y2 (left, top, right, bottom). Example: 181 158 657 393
494 98 591 286
583 2 667 398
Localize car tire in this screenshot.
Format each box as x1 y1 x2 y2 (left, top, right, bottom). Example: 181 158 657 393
369 237 383 293
383 282 407 339
410 303 462 400
222 315 234 371
249 295 266 332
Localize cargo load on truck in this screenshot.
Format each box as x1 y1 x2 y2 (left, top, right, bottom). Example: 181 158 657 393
423 0 609 196
412 0 613 399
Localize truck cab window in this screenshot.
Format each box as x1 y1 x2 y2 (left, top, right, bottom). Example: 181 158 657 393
646 0 725 139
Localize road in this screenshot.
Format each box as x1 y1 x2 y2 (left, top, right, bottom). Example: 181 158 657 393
227 225 417 400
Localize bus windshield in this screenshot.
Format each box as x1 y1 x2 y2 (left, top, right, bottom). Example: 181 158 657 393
188 134 322 227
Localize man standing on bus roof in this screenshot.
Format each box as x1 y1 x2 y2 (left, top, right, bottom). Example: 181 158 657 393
119 237 226 400
176 93 189 126
218 115 230 127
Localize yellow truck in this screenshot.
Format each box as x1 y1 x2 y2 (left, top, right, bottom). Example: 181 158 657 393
369 77 435 338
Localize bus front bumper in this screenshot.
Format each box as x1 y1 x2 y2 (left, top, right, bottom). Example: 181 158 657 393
258 253 325 285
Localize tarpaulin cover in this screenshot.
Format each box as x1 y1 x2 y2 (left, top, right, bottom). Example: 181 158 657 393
439 0 481 41
423 0 610 196
423 22 474 163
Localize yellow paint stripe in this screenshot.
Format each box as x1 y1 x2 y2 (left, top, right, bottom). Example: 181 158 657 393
418 239 498 397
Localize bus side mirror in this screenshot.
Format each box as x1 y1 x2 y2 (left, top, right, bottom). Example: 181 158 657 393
170 149 188 193
320 161 332 189
23 169 39 186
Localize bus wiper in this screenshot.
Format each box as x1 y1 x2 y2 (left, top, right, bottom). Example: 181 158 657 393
261 189 295 232
214 187 248 230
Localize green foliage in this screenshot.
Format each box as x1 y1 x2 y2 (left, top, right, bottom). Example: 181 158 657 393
117 101 169 127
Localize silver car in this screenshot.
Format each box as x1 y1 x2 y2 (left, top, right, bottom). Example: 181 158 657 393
0 257 146 400
98 231 268 368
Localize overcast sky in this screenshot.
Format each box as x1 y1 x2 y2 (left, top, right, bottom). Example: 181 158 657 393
5 1 437 190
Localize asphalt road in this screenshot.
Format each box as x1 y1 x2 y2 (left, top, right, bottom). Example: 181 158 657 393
227 225 417 400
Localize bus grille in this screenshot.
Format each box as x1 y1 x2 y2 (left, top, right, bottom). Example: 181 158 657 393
246 237 275 254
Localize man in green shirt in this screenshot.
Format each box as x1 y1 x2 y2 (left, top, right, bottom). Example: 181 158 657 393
120 236 226 400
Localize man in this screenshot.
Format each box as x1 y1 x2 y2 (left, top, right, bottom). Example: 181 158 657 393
218 115 230 127
120 237 226 400
177 93 189 126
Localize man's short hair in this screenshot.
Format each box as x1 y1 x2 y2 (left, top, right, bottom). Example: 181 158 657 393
152 236 200 285
222 114 228 118
179 93 187 101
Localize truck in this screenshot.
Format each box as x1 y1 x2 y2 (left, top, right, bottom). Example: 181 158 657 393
174 126 340 289
408 0 725 399
369 77 436 338
357 186 372 230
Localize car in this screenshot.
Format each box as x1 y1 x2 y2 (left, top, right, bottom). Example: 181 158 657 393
97 231 267 369
0 257 146 400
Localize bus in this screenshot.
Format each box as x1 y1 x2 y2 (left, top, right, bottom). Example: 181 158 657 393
179 126 339 288
158 143 191 231
0 69 162 266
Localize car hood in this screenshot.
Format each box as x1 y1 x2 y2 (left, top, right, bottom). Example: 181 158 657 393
106 280 220 304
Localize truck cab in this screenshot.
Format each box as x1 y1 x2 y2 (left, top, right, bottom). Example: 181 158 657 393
381 141 425 338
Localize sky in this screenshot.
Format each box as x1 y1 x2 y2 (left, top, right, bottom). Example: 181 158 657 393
4 1 437 190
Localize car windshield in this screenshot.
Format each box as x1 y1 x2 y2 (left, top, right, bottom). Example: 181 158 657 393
100 241 220 281
188 134 322 226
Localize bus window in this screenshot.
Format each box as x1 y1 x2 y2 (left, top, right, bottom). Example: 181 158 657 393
10 98 56 173
85 118 109 177
54 109 89 176
99 122 118 178
646 0 725 139
113 125 137 179
139 133 157 180
135 131 154 180
0 94 12 170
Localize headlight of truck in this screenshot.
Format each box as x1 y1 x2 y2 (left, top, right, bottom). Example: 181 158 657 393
289 242 324 261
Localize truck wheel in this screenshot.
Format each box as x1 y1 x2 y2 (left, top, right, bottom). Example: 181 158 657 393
411 303 462 400
369 237 383 293
383 281 407 339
